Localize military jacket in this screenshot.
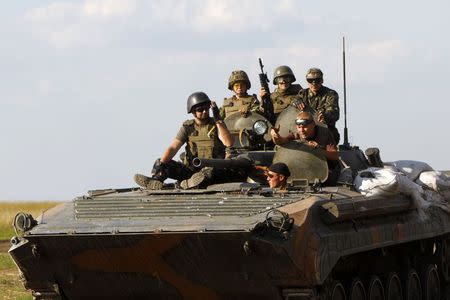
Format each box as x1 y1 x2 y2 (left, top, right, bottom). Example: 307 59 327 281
176 118 225 165
271 84 302 115
297 86 340 126
219 94 260 119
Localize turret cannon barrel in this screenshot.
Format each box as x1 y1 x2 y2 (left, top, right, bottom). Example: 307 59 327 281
192 157 253 169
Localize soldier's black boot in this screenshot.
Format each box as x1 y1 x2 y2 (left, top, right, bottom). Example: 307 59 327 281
134 174 164 190
180 167 213 190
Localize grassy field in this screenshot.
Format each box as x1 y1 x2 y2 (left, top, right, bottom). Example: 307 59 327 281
0 202 60 300
0 202 59 241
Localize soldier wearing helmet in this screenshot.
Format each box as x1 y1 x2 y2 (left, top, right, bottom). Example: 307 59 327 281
134 92 234 190
220 70 261 119
260 65 302 119
295 68 340 143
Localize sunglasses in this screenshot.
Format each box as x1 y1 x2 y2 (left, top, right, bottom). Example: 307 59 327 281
307 78 322 84
275 76 292 84
194 105 209 113
295 118 314 126
267 173 276 178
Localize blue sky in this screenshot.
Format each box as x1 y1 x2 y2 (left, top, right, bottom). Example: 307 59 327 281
1 0 449 200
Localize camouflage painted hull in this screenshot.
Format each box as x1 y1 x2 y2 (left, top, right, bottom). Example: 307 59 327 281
9 186 450 299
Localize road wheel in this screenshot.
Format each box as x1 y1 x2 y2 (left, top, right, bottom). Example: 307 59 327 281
329 281 346 300
348 278 366 300
420 264 440 300
367 275 384 300
403 269 422 300
436 239 450 282
385 272 402 300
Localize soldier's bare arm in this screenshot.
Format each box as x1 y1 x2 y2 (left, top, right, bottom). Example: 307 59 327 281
160 139 183 163
324 144 339 161
216 122 234 148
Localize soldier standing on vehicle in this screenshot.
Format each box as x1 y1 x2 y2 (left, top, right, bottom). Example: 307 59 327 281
134 92 234 190
296 68 340 143
260 65 302 119
220 70 261 119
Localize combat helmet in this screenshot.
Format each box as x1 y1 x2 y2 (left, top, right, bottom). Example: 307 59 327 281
273 65 296 85
228 70 251 90
187 92 211 113
306 68 323 79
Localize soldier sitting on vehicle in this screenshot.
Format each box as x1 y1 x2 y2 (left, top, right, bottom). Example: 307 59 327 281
270 111 340 185
259 65 302 120
266 163 291 190
295 68 340 144
134 92 235 190
220 70 261 119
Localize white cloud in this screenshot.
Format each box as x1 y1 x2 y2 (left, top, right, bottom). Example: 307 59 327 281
82 0 136 18
23 0 309 47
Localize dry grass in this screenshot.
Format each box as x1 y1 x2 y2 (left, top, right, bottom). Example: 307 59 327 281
0 202 60 241
0 202 60 299
0 253 32 300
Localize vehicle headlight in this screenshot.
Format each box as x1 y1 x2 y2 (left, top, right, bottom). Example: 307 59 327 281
252 120 268 136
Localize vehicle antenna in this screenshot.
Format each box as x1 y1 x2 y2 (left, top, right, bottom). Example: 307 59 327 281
342 36 350 149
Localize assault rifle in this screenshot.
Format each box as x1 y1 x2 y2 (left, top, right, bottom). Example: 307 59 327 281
258 58 275 124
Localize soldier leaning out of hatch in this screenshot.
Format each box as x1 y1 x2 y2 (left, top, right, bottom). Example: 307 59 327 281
266 163 291 190
220 70 261 119
259 65 302 119
295 68 340 144
270 111 340 185
134 92 236 190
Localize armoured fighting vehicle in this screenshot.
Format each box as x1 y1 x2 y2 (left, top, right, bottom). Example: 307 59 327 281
8 105 450 300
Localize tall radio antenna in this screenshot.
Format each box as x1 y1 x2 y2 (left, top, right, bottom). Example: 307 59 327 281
342 36 350 149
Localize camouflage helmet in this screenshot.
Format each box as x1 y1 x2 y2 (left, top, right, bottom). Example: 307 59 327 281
187 92 211 113
273 65 296 85
306 68 323 79
228 70 251 90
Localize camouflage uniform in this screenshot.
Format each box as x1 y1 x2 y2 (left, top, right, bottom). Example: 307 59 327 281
297 86 340 143
220 70 261 119
269 65 302 119
271 84 302 117
155 117 226 182
220 94 260 119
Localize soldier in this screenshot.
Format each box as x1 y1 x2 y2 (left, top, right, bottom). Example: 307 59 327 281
134 92 234 190
266 162 291 189
296 68 340 143
220 70 261 119
259 65 302 119
270 111 338 159
270 111 340 185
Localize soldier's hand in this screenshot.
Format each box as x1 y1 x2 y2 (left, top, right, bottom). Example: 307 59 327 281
239 105 249 117
294 100 306 111
270 125 281 139
259 86 267 98
211 101 222 123
307 140 319 149
318 112 325 123
326 144 337 152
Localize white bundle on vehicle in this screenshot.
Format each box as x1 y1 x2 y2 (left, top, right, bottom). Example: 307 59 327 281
385 160 434 181
354 167 429 218
416 171 450 193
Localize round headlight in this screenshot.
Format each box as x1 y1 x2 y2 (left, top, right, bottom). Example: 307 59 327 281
252 120 268 136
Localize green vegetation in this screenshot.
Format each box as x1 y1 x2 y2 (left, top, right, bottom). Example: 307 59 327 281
0 202 59 240
0 253 31 300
